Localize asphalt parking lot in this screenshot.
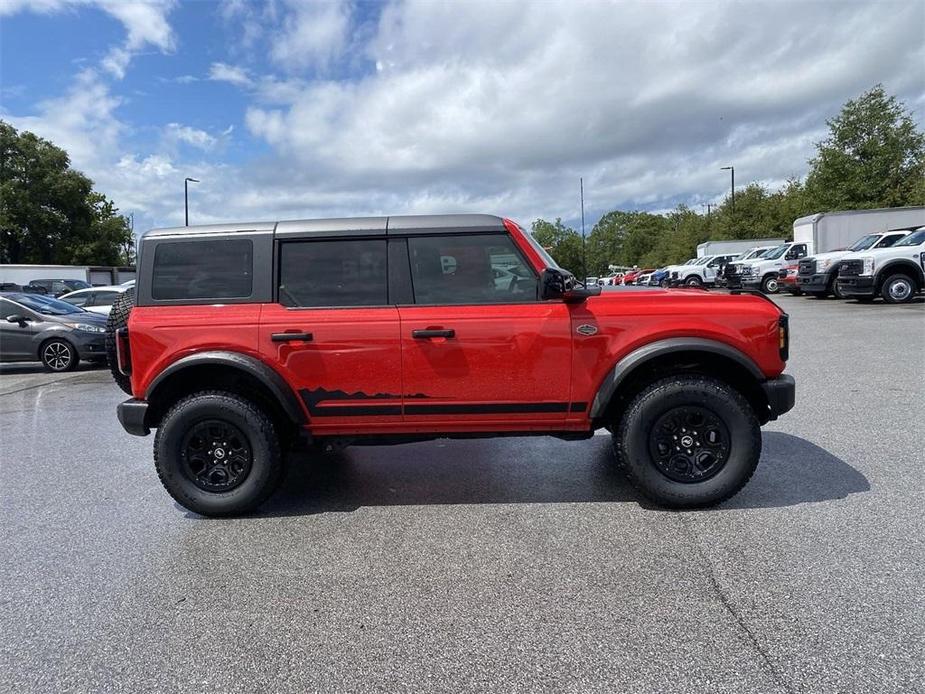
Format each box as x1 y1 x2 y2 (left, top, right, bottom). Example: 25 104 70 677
1 294 923 693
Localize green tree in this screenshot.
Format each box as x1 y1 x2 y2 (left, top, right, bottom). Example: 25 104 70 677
530 217 585 275
805 85 925 209
0 120 132 265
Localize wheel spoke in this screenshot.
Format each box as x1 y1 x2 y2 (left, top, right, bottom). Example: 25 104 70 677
648 406 730 484
181 419 252 492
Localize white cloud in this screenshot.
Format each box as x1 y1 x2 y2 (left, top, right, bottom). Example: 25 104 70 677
164 123 220 150
270 0 351 71
208 62 253 87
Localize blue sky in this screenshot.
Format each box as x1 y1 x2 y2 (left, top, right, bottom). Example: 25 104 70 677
1 0 923 237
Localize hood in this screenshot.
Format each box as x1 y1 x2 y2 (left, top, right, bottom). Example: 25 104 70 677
48 310 108 325
809 249 853 262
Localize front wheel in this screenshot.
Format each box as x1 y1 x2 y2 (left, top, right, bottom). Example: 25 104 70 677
760 275 779 294
881 274 916 304
684 275 702 287
614 375 761 508
154 391 284 516
40 339 78 372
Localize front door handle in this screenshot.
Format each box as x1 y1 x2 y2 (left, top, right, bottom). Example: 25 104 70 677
412 329 455 339
271 331 313 342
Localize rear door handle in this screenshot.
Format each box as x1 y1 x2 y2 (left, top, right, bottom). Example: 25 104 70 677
412 329 455 339
271 331 313 342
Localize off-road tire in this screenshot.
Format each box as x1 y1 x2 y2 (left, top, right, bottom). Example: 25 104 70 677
881 274 916 304
105 287 135 394
614 375 761 508
760 274 779 294
154 391 284 516
40 338 78 372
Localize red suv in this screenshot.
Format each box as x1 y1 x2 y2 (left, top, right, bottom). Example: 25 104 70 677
108 214 794 516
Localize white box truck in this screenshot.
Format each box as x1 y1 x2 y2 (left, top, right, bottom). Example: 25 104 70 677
792 206 925 254
696 238 784 257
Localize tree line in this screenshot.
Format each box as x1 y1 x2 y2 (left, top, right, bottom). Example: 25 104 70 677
532 86 925 276
0 121 133 266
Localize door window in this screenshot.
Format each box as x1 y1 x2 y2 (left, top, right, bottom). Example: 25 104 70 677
407 234 538 305
0 299 18 319
279 239 388 307
876 234 906 248
61 292 89 306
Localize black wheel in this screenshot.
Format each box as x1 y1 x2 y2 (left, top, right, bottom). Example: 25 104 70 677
40 339 78 372
830 279 845 299
684 276 702 287
154 391 284 516
105 287 135 394
760 274 779 294
659 278 669 288
881 274 916 304
614 375 761 508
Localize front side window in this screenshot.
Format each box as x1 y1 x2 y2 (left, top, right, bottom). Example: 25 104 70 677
152 239 253 300
279 239 387 307
408 233 538 305
91 291 119 306
875 234 905 249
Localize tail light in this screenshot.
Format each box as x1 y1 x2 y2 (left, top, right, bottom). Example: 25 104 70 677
778 315 789 361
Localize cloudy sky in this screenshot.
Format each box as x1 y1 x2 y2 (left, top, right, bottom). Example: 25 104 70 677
1 0 923 236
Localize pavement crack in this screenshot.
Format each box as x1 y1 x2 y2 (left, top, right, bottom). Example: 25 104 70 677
676 513 797 694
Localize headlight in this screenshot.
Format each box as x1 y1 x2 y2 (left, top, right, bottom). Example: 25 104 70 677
65 322 106 333
861 257 875 276
817 258 832 272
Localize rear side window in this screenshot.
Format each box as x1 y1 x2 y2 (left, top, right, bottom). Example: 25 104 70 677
152 240 253 300
279 239 387 307
407 233 538 305
91 291 119 306
61 293 89 306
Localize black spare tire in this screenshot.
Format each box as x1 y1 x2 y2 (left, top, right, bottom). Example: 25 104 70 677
106 287 135 395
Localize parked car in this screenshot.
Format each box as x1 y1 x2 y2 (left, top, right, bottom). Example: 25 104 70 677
740 242 810 294
0 292 108 371
836 227 925 303
109 213 794 516
601 272 624 285
721 247 777 289
58 285 131 315
25 278 92 297
796 231 910 299
670 255 737 288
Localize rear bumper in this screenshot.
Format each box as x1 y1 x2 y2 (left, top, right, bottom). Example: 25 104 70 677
117 398 150 436
835 276 875 297
762 374 795 421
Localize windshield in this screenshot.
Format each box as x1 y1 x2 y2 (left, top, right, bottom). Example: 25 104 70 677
523 228 562 269
694 257 712 265
5 292 85 315
763 244 789 260
894 229 925 247
847 234 880 252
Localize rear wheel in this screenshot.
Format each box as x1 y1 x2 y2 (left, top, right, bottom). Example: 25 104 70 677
40 339 78 372
881 274 916 304
105 287 135 394
154 391 284 516
760 274 779 294
614 375 761 508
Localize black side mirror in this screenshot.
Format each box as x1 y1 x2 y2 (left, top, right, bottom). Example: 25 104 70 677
541 268 601 303
6 314 29 326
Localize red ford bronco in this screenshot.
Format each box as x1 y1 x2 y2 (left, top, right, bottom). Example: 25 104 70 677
108 214 794 516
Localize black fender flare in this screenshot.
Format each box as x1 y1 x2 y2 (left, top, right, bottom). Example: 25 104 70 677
146 350 307 424
589 337 765 419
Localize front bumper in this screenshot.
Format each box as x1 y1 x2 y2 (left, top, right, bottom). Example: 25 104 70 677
836 276 875 297
797 273 831 293
73 332 107 359
741 277 761 288
762 374 795 421
117 398 150 436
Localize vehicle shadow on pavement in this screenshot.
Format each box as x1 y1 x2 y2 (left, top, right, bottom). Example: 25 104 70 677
247 431 869 518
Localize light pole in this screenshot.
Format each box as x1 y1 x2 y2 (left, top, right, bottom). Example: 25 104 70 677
720 166 734 212
184 177 199 226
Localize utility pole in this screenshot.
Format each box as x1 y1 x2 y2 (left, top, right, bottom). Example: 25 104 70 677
580 177 586 283
720 166 735 212
184 177 199 226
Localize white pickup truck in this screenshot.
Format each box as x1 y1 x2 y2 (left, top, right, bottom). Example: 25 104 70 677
740 242 810 294
836 227 925 303
796 230 910 298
